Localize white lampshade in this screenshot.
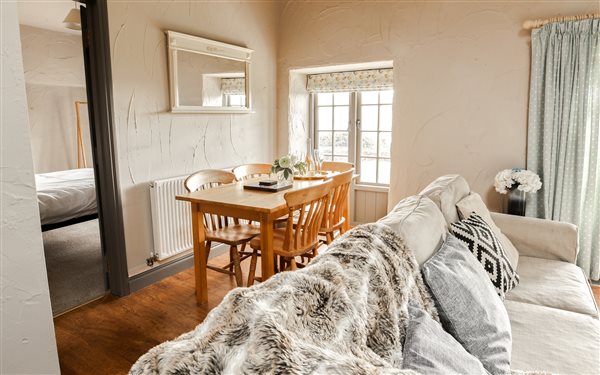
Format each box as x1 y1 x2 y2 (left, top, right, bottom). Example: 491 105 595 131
63 8 81 31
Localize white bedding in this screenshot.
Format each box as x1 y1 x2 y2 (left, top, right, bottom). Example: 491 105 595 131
36 168 97 225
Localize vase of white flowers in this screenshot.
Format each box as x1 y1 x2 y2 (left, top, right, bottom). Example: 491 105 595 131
272 155 307 183
494 168 542 216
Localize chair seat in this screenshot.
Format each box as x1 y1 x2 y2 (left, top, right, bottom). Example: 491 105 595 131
250 228 318 258
206 224 260 245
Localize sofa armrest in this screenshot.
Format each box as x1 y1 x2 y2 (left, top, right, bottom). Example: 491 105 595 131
490 212 578 263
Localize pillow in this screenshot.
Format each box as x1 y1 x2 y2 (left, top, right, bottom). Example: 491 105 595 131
421 235 512 375
450 213 519 299
456 192 519 269
379 195 447 265
402 304 488 375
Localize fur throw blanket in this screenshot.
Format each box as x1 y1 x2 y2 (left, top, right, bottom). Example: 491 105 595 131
130 223 438 374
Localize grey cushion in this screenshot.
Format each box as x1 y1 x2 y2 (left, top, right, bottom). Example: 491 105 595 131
402 304 488 375
422 235 512 375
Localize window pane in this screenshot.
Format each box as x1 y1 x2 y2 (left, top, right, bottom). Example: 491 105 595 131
360 105 378 131
333 92 349 105
334 132 348 156
318 107 332 130
318 131 332 150
361 91 379 105
334 106 349 130
361 132 377 157
360 158 377 183
379 132 391 158
380 90 393 104
379 105 392 131
334 155 349 162
378 158 391 184
317 93 332 106
324 154 333 162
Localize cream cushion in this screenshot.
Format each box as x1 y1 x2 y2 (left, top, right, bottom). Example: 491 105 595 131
456 192 519 269
505 256 599 318
505 300 600 375
379 195 447 265
419 175 470 224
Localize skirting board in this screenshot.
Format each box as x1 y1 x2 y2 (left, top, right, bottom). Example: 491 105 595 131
129 244 228 293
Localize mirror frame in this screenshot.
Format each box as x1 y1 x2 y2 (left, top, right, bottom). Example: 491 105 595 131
166 30 253 114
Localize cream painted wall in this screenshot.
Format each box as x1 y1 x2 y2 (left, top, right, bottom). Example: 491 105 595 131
107 1 281 275
277 1 598 212
1 3 60 373
19 25 92 173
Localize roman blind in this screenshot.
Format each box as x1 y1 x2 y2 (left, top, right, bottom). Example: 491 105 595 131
221 78 245 95
307 68 393 93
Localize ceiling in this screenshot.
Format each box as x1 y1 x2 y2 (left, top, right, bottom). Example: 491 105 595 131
18 0 80 35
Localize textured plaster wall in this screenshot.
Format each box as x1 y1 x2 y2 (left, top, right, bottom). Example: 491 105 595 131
1 3 60 373
107 1 281 275
277 1 598 211
20 25 91 173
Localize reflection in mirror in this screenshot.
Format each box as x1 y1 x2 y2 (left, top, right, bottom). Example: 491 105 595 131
166 31 252 113
177 51 246 108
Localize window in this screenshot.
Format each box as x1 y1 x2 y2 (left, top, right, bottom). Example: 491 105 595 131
314 89 393 185
224 94 246 107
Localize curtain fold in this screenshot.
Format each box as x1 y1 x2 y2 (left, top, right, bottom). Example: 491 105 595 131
526 19 600 280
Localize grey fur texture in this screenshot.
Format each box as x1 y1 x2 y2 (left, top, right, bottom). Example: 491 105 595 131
130 223 436 375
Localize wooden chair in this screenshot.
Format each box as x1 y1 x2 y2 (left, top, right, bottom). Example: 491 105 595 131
232 163 272 181
247 180 332 285
320 170 353 244
184 169 259 286
321 161 354 172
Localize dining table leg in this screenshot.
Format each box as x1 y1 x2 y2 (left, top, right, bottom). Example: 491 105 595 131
260 214 275 281
191 202 208 304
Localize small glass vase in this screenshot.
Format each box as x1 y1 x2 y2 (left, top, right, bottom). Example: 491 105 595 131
276 169 294 184
507 187 526 216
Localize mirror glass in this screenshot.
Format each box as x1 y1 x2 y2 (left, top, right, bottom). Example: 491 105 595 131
166 31 252 113
177 51 246 108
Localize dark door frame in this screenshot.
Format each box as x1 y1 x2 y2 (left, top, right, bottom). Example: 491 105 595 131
79 0 129 296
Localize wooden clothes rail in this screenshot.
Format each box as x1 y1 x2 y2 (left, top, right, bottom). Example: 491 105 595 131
75 100 88 168
523 13 600 30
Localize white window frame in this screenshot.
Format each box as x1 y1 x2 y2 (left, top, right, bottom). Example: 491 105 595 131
312 90 392 187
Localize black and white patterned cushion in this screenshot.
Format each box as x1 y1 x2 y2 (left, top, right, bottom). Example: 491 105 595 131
450 213 519 299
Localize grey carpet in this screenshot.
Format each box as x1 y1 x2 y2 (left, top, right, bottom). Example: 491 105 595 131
42 219 107 315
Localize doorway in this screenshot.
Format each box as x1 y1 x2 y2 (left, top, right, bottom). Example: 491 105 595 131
17 0 129 314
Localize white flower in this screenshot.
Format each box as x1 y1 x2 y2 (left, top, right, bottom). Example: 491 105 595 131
494 169 541 194
278 156 291 169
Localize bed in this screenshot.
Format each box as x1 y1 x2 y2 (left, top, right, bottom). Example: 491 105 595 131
36 168 98 231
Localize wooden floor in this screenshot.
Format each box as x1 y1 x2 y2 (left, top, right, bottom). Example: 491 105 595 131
54 253 600 375
54 252 252 374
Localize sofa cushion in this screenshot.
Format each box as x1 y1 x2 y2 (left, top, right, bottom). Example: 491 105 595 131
451 213 520 299
505 256 599 318
456 192 520 270
422 235 512 375
378 195 447 265
505 300 600 374
420 174 470 224
402 304 487 375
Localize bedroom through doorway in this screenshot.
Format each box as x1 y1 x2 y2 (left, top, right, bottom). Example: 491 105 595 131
17 1 107 316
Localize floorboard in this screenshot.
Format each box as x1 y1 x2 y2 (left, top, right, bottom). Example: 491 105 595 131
54 252 252 375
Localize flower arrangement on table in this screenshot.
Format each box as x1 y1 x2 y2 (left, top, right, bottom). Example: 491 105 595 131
272 155 307 181
494 168 542 194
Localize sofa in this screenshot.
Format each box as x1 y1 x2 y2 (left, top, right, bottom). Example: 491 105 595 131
378 174 600 374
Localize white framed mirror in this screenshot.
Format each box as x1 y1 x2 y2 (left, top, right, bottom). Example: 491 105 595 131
166 31 253 113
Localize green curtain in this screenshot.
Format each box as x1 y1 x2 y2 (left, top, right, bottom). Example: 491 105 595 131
526 19 600 281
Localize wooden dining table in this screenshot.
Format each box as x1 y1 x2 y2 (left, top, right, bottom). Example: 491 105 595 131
177 178 334 304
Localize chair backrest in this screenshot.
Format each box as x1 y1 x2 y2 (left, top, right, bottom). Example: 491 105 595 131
321 161 353 172
322 169 353 231
184 169 237 231
281 180 332 255
232 163 272 181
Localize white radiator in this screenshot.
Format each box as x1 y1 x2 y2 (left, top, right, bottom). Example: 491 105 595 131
149 175 192 260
